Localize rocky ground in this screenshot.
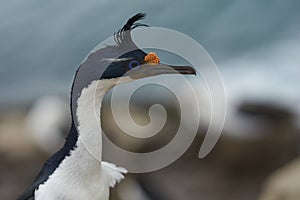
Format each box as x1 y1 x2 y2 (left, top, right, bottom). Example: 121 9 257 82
0 103 299 200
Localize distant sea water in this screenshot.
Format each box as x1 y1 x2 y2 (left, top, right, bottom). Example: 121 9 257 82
0 0 300 111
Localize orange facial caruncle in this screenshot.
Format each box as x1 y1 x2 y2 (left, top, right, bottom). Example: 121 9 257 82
144 52 160 64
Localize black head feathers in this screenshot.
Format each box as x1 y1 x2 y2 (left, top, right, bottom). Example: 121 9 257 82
114 13 148 49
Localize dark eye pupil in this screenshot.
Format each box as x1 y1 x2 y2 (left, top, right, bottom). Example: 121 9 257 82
129 60 140 69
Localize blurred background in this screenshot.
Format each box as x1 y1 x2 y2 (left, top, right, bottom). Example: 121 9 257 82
1 0 300 199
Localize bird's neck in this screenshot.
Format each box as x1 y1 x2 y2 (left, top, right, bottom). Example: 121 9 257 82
75 79 116 161
74 76 133 160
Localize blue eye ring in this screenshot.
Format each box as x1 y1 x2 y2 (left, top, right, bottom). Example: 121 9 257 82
128 60 140 70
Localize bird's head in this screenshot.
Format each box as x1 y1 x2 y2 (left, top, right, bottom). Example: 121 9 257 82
71 13 196 119
81 13 196 85
69 13 198 162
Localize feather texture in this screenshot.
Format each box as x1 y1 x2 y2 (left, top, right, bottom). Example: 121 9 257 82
114 13 148 48
102 161 128 188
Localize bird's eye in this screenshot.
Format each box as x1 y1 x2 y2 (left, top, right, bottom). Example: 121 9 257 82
128 60 140 70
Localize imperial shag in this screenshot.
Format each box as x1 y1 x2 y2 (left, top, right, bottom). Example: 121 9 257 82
17 13 196 200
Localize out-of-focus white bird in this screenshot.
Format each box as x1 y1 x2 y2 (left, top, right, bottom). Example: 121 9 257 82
25 96 70 154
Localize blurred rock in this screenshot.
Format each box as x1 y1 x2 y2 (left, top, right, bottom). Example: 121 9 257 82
258 158 300 200
211 101 299 173
238 101 294 122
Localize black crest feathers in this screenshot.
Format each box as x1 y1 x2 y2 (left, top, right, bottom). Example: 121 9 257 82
114 13 148 48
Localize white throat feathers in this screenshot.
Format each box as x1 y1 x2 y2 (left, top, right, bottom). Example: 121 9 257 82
76 76 133 160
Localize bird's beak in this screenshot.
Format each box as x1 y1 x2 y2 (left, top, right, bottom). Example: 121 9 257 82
129 63 196 79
